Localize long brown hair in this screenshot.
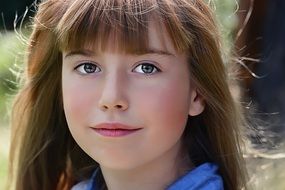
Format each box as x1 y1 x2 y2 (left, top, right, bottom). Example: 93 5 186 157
9 0 247 189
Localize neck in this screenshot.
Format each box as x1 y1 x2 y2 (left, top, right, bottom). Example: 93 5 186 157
100 141 193 190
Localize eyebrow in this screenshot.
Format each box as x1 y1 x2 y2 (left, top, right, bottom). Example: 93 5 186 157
64 49 95 58
64 48 175 58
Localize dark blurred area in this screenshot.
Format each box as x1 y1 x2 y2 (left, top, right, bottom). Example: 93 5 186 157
236 0 285 146
0 0 35 30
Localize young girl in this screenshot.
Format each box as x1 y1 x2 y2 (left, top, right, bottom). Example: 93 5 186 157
9 0 248 189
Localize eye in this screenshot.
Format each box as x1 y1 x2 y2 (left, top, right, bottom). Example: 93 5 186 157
133 63 161 74
74 62 101 74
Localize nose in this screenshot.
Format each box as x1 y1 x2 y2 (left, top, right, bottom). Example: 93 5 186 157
98 72 129 112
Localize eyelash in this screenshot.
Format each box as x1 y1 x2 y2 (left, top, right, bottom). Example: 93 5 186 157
74 62 100 74
74 62 161 75
132 62 161 74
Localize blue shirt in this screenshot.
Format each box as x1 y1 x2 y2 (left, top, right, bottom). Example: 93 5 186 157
71 162 223 190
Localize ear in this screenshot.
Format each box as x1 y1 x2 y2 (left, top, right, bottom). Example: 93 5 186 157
188 88 205 116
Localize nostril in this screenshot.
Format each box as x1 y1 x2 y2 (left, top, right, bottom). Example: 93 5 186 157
99 102 127 111
116 105 123 109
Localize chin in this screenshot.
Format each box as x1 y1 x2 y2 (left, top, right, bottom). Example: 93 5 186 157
97 158 145 171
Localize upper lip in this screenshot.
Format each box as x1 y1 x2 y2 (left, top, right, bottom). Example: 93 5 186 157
93 123 142 130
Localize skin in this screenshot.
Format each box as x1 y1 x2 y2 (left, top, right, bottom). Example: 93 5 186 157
62 22 205 190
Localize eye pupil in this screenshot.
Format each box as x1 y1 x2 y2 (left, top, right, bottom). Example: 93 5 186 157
142 64 154 73
84 64 96 73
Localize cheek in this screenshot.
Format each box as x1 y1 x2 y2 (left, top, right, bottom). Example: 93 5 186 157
134 79 191 130
130 79 190 162
62 77 97 126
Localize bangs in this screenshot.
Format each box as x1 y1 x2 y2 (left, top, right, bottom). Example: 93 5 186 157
55 0 190 54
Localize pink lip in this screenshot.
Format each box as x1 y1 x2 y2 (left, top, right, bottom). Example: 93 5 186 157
92 123 142 137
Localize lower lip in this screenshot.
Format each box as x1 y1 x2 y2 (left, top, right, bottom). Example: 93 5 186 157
93 128 142 137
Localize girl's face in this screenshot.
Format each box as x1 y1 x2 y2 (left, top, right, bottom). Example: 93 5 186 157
62 22 204 170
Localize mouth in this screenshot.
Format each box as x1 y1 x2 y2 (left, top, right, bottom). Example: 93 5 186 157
92 123 142 137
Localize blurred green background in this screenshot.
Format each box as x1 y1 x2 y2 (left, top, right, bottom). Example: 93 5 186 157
0 0 284 189
0 30 28 189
